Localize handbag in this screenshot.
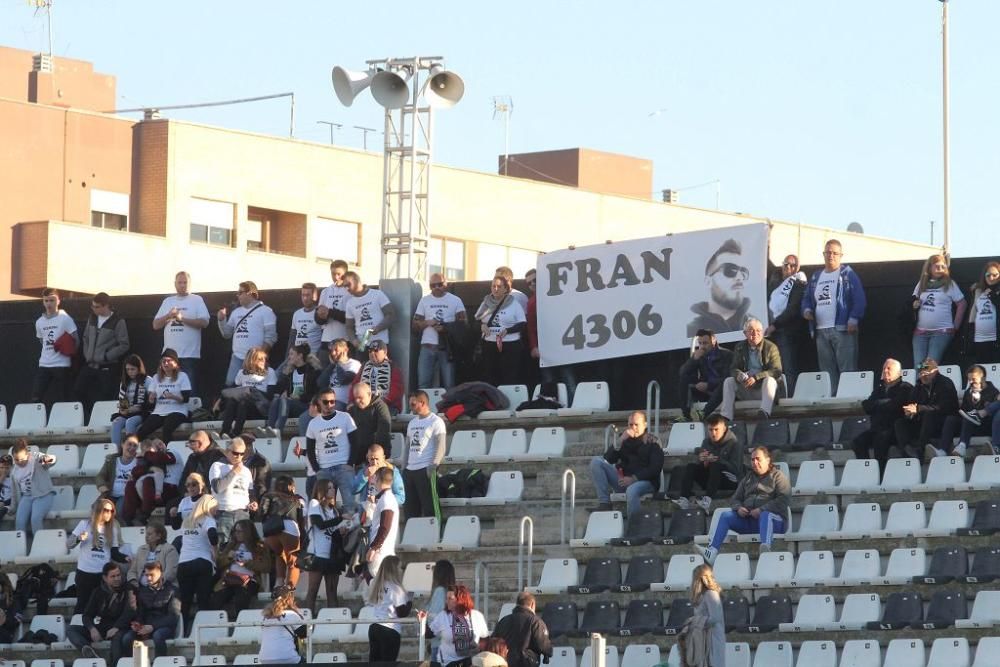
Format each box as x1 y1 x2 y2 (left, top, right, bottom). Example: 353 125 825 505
221 386 252 401
262 514 284 537
223 571 252 587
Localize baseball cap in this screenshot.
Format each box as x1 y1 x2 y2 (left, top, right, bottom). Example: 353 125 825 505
918 358 939 372
367 339 387 352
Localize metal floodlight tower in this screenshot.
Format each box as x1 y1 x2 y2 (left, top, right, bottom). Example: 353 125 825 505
331 56 464 282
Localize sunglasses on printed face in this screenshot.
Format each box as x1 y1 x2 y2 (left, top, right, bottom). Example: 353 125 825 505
711 263 749 280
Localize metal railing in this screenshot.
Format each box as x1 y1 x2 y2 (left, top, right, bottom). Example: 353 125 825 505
193 614 426 664
646 380 661 440
517 515 534 592
474 560 491 622
560 468 577 544
603 423 618 452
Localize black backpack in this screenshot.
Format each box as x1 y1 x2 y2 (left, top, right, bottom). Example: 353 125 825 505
437 468 489 498
15 563 59 614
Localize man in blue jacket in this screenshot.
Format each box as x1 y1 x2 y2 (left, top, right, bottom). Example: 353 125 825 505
801 239 867 394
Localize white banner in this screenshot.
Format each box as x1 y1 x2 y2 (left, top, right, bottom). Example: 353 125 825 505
537 223 769 367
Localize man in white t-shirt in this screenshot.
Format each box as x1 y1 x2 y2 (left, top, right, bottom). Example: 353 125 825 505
344 271 396 353
412 273 467 390
217 280 278 386
287 282 322 357
208 436 257 545
801 239 867 394
153 271 210 396
365 466 400 580
315 259 351 366
401 390 447 521
32 288 78 406
305 388 360 511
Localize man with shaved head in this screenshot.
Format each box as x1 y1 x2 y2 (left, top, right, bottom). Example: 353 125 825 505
412 272 466 389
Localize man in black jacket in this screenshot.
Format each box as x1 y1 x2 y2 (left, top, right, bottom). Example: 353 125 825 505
678 329 733 421
180 431 228 483
347 382 392 466
236 432 272 505
75 291 130 417
67 562 133 660
895 358 959 463
493 592 552 667
670 413 743 512
766 255 808 394
588 411 663 516
115 561 179 662
853 358 914 475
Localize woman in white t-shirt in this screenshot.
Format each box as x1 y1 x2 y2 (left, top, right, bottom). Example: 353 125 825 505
169 473 219 634
258 586 306 664
367 556 412 663
110 354 154 447
302 478 356 615
0 454 13 523
475 276 527 387
67 497 126 614
220 347 277 438
423 584 490 667
10 439 57 537
969 260 1000 363
912 254 967 365
137 349 192 443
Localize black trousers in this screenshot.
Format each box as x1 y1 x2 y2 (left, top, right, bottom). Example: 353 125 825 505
137 412 189 443
852 427 897 476
73 569 104 615
677 461 738 498
74 365 118 418
403 467 439 521
177 558 216 634
32 366 70 406
369 622 401 662
894 414 948 455
481 338 523 387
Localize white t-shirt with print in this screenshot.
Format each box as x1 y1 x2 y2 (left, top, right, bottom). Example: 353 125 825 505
12 459 34 496
975 291 998 343
226 303 277 360
228 543 255 578
328 359 361 402
306 412 357 468
0 477 12 508
369 489 399 560
346 289 392 344
372 581 408 632
481 300 526 343
149 373 192 416
112 458 138 497
208 461 253 511
291 307 323 354
73 519 119 573
177 497 217 565
813 270 840 330
259 609 305 663
913 281 965 331
406 413 447 470
155 294 210 358
429 609 490 665
415 293 466 346
234 367 277 393
35 311 77 368
318 283 350 343
307 499 338 558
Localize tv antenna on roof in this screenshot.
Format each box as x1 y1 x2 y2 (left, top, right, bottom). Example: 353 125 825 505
493 96 513 175
27 0 54 57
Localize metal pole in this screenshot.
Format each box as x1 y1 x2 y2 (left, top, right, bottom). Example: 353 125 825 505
941 0 950 255
289 92 295 138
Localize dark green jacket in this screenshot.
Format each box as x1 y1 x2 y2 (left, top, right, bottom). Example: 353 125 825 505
729 338 783 383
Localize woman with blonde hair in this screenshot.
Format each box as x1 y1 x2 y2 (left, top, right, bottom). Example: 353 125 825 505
367 555 412 663
911 253 966 364
219 346 277 439
969 260 1000 363
68 497 127 614
258 585 306 664
685 564 726 667
169 472 219 634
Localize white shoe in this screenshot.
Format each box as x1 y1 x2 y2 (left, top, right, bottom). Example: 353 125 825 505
670 497 691 510
950 442 967 458
759 543 771 553
924 444 946 460
693 543 718 565
696 496 713 512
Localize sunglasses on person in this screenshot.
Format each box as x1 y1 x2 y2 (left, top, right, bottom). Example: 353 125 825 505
228 450 246 457
101 506 115 513
710 263 749 280
319 399 337 405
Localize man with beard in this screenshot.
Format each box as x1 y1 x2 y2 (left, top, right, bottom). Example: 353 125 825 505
687 239 753 337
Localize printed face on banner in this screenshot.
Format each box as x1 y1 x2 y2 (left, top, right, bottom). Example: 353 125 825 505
536 223 768 367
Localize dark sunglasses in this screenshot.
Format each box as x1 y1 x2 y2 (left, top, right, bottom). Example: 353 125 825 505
320 399 337 405
228 450 246 457
711 263 749 280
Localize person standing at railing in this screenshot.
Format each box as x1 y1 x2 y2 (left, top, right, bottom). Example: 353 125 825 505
258 585 307 665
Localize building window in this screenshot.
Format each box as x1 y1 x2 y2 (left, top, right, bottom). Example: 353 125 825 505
90 189 128 231
189 198 235 247
314 217 360 264
430 237 465 281
474 242 537 280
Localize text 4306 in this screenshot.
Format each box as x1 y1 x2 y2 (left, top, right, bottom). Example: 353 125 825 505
561 304 662 350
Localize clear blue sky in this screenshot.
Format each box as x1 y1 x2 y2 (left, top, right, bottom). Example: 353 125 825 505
2 0 994 259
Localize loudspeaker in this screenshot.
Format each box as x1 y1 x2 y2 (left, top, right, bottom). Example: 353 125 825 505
423 65 465 109
371 68 412 109
331 66 375 107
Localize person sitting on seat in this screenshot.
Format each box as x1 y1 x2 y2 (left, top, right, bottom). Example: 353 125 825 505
852 358 914 476
679 329 732 422
714 318 783 421
669 413 743 512
893 358 958 462
588 411 663 517
927 364 998 459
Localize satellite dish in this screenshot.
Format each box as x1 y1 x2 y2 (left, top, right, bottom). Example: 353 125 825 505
847 222 865 234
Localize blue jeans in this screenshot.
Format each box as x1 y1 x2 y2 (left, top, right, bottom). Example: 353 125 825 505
16 491 55 536
710 509 786 549
815 327 858 395
938 413 990 450
417 346 455 389
225 355 244 386
268 396 307 431
317 464 358 512
179 357 200 397
913 331 953 366
771 330 800 395
589 457 654 517
111 414 144 446
541 364 579 407
215 509 250 546
988 402 1000 454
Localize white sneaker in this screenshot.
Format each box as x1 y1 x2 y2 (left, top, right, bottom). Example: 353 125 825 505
693 544 718 565
924 443 946 460
759 543 771 553
670 497 691 511
696 496 713 512
950 442 967 458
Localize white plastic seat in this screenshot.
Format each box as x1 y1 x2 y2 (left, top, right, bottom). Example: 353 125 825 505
749 551 794 589
548 647 576 667
273 436 305 472
839 639 882 667
939 364 963 392
230 658 258 666
421 387 446 409
873 501 926 538
524 427 566 459
973 637 1000 667
389 432 405 461
836 458 880 493
964 455 1000 490
0 530 27 563
781 372 831 407
788 550 836 587
167 440 192 466
47 485 75 518
438 515 480 550
191 657 227 666
9 403 47 435
44 402 85 434
401 561 434 596
919 456 968 491
902 368 916 384
829 593 881 631
787 504 839 541
250 437 281 465
120 526 146 553
311 654 346 664
579 645 619 667
217 609 262 645
928 638 971 667
116 660 135 667
885 639 925 667
834 370 875 400
880 457 921 492
917 499 970 537
485 429 528 461
835 550 881 587
27 614 66 642
397 517 439 551
665 422 705 456
879 547 927 585
79 443 118 477
15 529 68 564
778 595 835 632
526 558 578 594
496 602 516 623
835 503 882 539
152 659 187 667
712 553 751 589
478 385 527 419
695 507 734 545
75 401 118 435
0 404 7 431
956 591 1000 629
45 444 80 478
621 645 660 667
651 554 703 592
468 470 523 505
752 641 793 667
312 607 352 641
558 381 610 416
569 511 623 547
444 430 487 463
68 485 102 520
175 610 229 646
725 643 752 667
792 461 836 495
794 641 837 667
